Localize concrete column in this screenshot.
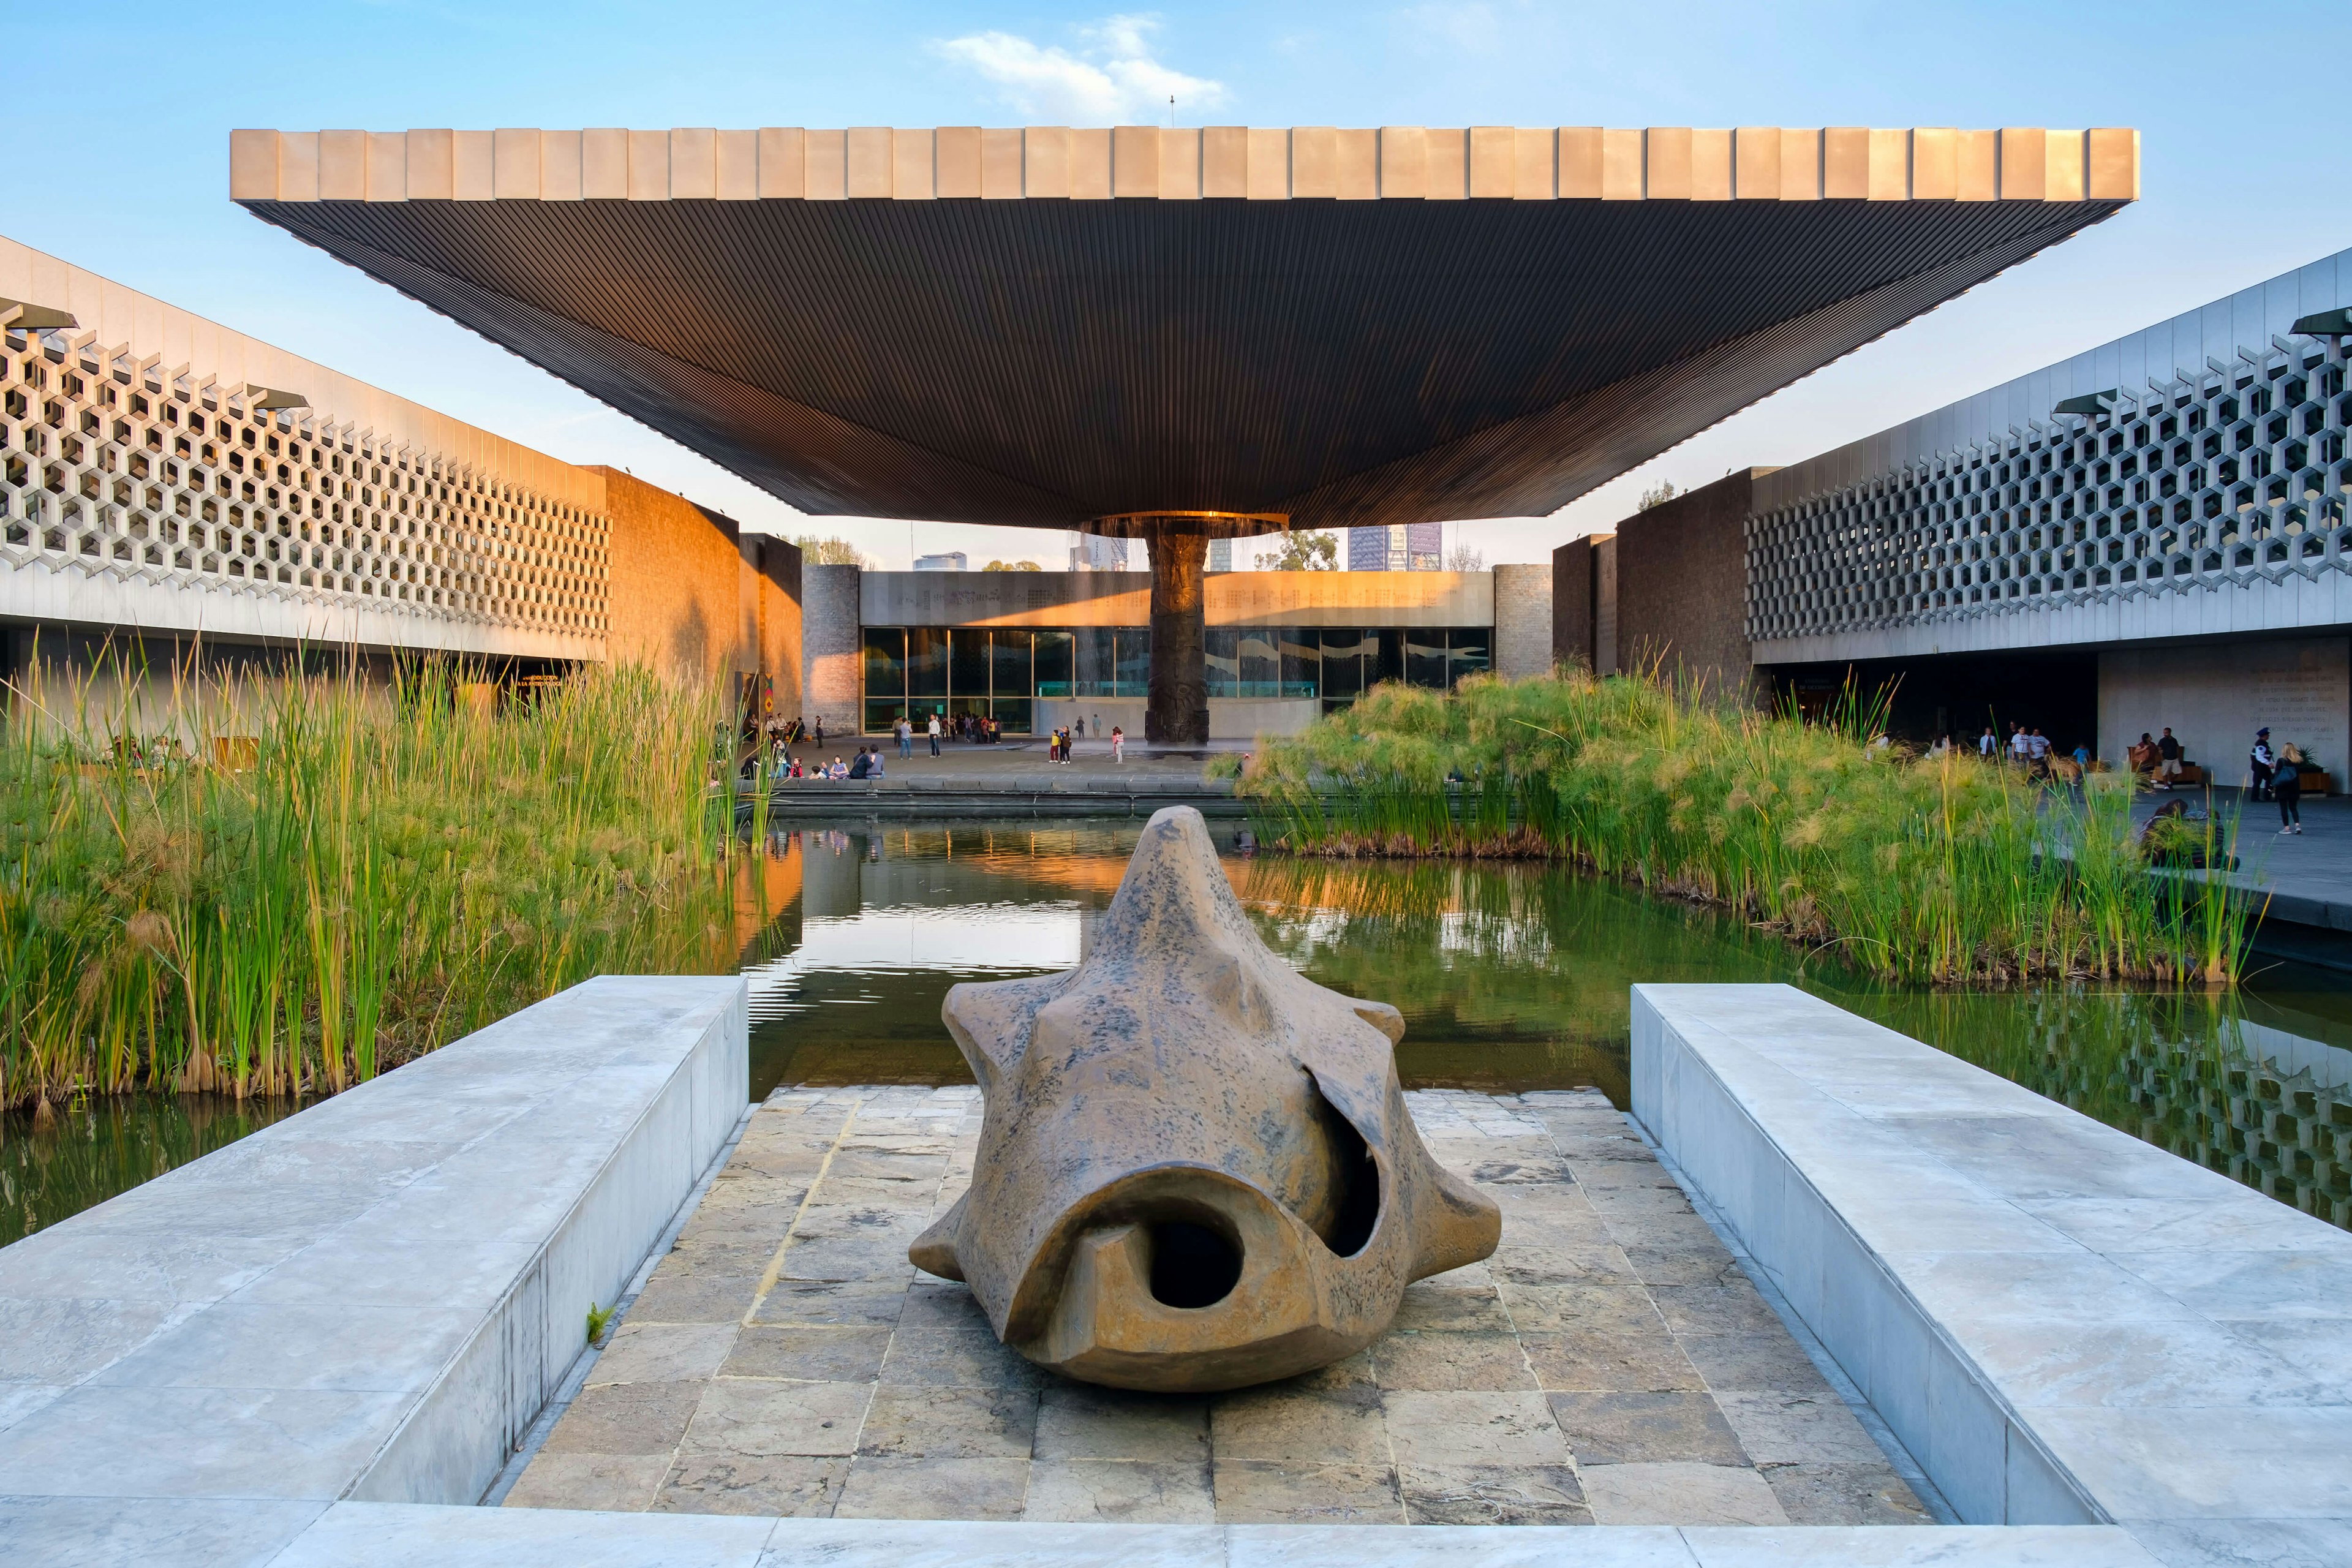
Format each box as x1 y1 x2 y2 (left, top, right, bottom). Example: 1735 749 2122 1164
1146 519 1210 745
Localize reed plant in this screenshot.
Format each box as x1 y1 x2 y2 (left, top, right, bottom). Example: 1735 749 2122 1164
0 646 733 1110
1240 670 2258 986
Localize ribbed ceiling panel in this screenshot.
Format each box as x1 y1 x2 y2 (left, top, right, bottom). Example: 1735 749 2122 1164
243 195 2124 530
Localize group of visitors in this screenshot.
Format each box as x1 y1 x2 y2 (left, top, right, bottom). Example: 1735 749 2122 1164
1974 723 2087 781
2124 729 2185 788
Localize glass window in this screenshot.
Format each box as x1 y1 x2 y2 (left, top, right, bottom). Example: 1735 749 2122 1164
907 627 948 696
948 628 990 697
1114 627 1150 697
990 628 1032 696
992 698 1033 734
861 628 905 698
1374 630 1406 688
1319 629 1367 700
864 699 906 733
948 694 990 721
1447 627 1490 684
1405 631 1449 688
1280 629 1321 698
1204 628 1240 698
1237 630 1280 697
1034 630 1074 698
1074 627 1117 696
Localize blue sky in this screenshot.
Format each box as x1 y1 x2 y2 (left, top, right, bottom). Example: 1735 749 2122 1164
12 2 2350 568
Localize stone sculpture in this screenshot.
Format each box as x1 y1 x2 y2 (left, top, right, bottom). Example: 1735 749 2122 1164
910 805 1501 1392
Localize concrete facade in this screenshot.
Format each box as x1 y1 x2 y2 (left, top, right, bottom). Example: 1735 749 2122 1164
802 562 864 730
1615 471 1772 699
2097 633 2350 783
1491 562 1553 679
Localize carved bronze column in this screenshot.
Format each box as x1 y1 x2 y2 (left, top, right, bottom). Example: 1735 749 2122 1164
1145 518 1210 746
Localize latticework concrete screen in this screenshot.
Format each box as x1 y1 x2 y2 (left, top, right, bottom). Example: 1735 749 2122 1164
1747 248 2352 662
1 235 609 661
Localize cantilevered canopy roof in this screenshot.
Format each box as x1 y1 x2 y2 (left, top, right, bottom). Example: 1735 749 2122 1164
233 126 2137 535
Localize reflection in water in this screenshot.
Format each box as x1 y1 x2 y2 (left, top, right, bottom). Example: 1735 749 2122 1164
11 817 2352 1238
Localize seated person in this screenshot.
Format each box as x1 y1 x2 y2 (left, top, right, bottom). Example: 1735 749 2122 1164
827 756 848 780
848 748 871 780
866 745 884 778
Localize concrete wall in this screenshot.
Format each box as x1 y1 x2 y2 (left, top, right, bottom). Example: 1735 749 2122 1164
859 568 1493 629
1208 696 1319 741
1491 564 1553 679
1552 537 1595 671
1613 470 1767 700
740 534 804 720
1595 536 1619 676
1036 697 1145 738
597 469 747 685
802 563 863 729
2098 634 2350 780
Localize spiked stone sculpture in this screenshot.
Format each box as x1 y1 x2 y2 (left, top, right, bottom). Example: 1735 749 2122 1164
909 805 1501 1392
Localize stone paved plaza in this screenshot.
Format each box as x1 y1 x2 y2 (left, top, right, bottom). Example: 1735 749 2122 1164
507 1085 1929 1528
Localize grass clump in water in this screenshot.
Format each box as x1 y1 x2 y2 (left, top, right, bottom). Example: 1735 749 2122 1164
1238 670 2256 987
0 650 734 1109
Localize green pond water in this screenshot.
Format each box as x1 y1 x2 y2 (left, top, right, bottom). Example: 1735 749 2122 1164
10 815 2352 1242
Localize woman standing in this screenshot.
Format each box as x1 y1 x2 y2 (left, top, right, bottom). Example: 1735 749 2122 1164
1111 725 1125 763
2276 742 2304 834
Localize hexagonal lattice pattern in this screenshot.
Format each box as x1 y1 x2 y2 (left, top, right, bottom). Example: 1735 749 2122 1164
1748 336 2352 641
0 327 609 636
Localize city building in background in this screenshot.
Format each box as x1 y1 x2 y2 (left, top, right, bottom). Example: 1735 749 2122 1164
1559 244 2352 777
0 234 801 715
1350 522 1444 571
913 551 968 571
1207 537 1232 573
1068 533 1129 571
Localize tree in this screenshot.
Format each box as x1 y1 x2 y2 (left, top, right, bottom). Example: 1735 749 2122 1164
1637 480 1680 511
793 534 870 567
1254 530 1339 571
1446 542 1485 571
984 559 1042 571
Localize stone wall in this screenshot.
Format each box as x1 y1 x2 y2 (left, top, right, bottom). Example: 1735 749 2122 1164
1551 537 1594 672
2098 633 2350 782
1595 535 1618 676
594 467 748 684
741 533 803 719
802 562 863 729
1491 563 1553 679
1613 472 1766 699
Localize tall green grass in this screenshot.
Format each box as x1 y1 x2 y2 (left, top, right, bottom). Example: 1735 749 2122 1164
1240 671 2258 987
0 649 732 1109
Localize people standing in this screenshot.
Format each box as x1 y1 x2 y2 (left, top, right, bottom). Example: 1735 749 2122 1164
1111 725 1125 763
2251 728 2276 801
927 712 941 756
897 714 913 759
1074 715 1085 741
2010 725 2031 768
2276 742 2304 834
2157 728 2182 790
1979 725 1997 759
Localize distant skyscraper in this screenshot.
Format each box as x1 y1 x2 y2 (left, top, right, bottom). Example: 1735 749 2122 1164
913 551 968 571
1068 533 1131 570
1348 524 1444 570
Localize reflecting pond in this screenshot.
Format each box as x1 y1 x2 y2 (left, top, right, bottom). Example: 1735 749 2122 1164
11 815 2352 1242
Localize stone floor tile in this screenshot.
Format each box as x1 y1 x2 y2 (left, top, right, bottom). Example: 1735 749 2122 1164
1397 1463 1592 1525
541 1381 706 1456
1488 1242 1638 1287
1022 1458 1217 1523
1678 1332 1834 1395
1649 1283 1784 1337
857 1385 1039 1458
1760 1461 1932 1525
1212 1459 1404 1525
1520 1327 1705 1393
653 1452 848 1517
1548 1390 1748 1466
1619 1244 1747 1288
677 1378 872 1458
1498 1283 1662 1335
776 1237 918 1286
1209 1383 1388 1464
1035 1384 1210 1463
1371 1330 1537 1392
1391 1283 1515 1335
1380 1390 1569 1468
500 1451 668 1510
718 1324 892 1383
834 1454 1032 1520
899 1281 992 1329
592 1322 740 1386
878 1326 1050 1390
627 1257 770 1325
748 1278 909 1327
1714 1389 1888 1466
674 1201 805 1250
1579 1460 1791 1526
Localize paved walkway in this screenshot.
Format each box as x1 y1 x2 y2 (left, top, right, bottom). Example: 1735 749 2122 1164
2131 789 2352 934
507 1087 1928 1528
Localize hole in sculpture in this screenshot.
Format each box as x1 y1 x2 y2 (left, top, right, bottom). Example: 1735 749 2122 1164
1305 1072 1381 1259
1148 1222 1242 1310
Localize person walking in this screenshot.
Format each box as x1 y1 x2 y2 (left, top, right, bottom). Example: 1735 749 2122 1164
2157 728 2182 790
1979 725 1997 759
2010 724 2031 768
2251 729 2276 801
1111 725 1125 763
2276 742 2304 834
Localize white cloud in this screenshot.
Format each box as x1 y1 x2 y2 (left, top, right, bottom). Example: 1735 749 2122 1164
934 13 1226 124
